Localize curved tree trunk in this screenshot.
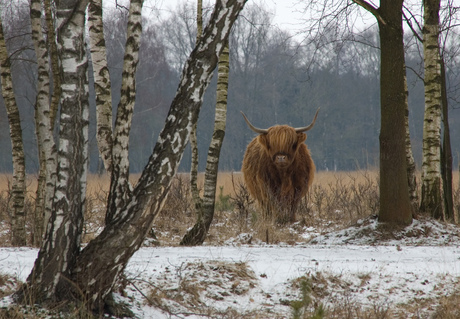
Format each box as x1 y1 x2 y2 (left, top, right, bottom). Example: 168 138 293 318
72 2 244 311
0 16 27 246
420 0 444 219
181 40 230 246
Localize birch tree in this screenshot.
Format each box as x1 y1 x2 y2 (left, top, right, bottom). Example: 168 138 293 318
420 0 444 219
14 0 247 315
30 0 59 246
189 0 203 227
181 39 230 245
0 14 26 246
404 66 419 213
88 0 114 175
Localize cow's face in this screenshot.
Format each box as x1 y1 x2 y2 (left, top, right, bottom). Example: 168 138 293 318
258 126 307 169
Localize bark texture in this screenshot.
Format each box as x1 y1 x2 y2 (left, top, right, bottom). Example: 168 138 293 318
420 0 444 219
190 0 204 219
30 0 58 246
440 58 454 220
404 68 418 214
16 0 90 304
0 16 27 246
88 0 114 175
106 0 144 224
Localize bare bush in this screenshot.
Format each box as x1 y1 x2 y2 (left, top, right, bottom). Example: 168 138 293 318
230 173 254 233
153 175 195 244
304 171 379 227
82 185 108 243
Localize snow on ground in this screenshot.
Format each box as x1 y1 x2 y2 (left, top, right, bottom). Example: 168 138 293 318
0 217 460 318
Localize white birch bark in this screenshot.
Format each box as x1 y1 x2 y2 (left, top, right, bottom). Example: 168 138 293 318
88 0 114 174
20 0 90 302
44 0 61 126
420 0 444 219
106 0 144 223
181 41 230 245
30 0 58 246
0 16 27 246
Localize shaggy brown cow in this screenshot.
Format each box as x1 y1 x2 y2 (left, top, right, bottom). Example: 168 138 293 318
241 109 319 222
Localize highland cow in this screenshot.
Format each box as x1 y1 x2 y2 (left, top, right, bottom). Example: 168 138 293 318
241 109 319 222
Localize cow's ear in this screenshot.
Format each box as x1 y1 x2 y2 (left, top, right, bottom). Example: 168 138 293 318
258 134 270 150
297 132 307 144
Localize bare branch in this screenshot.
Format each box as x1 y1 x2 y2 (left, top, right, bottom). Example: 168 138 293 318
352 0 386 25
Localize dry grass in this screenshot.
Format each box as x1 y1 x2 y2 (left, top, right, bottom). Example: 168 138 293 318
0 171 460 318
0 170 459 246
143 259 258 317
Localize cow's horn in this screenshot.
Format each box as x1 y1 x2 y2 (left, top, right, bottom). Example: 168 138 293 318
295 108 320 133
240 111 268 134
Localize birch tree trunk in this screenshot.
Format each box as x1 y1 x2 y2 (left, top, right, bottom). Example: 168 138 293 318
190 0 204 217
353 0 412 225
181 40 230 245
30 0 58 246
88 0 114 175
0 16 27 246
404 68 418 214
44 0 61 126
420 0 444 219
16 0 90 304
16 0 246 314
105 0 143 224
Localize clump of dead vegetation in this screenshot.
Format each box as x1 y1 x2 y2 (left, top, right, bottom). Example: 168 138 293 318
139 260 258 318
153 171 385 245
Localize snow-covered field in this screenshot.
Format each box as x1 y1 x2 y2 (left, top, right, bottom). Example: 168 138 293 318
1 217 460 318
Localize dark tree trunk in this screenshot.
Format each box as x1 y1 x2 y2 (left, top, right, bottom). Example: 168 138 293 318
440 58 454 220
377 1 412 225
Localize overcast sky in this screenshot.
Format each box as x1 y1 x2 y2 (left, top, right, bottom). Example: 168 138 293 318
138 0 307 32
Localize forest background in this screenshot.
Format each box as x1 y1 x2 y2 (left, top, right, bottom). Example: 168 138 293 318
0 0 459 174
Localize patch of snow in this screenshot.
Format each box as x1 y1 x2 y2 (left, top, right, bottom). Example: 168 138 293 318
1 218 460 318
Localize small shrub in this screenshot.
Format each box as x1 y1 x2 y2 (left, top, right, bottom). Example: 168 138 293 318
291 277 325 319
215 186 233 212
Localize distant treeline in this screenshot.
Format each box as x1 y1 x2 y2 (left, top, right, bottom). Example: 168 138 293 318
0 2 459 173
